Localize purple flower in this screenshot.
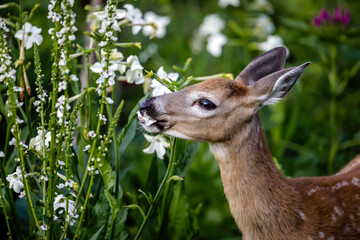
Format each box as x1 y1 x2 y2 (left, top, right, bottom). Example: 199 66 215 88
313 6 351 28
334 6 351 26
313 8 332 27
319 8 331 21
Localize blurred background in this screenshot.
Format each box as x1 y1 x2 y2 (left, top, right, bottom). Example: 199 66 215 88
1 0 360 239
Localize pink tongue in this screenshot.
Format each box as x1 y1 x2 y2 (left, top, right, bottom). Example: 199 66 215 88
138 115 145 123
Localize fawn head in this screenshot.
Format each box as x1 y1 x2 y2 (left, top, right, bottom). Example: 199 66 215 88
139 47 310 142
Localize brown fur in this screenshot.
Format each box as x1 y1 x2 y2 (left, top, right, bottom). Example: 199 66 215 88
139 47 360 239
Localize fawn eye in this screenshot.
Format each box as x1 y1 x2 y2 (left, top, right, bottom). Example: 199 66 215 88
199 99 216 110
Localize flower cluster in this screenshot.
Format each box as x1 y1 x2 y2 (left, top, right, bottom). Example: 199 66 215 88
29 130 51 152
122 4 170 38
53 194 78 226
0 19 16 85
151 67 178 96
313 6 351 28
48 0 78 125
198 14 227 57
218 0 240 8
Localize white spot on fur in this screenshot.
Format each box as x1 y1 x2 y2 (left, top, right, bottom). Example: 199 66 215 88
352 177 360 188
334 206 344 216
319 232 325 239
331 213 337 224
327 236 334 240
210 143 228 161
332 180 349 191
299 211 306 220
344 225 350 234
307 186 329 196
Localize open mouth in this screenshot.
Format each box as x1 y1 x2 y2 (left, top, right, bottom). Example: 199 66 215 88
137 111 169 130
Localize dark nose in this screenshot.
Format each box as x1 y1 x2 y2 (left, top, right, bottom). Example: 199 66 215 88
139 98 153 115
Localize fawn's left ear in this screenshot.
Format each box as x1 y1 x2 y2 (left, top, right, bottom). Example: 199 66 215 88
251 62 310 106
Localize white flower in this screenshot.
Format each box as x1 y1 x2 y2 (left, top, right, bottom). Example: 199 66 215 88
6 167 24 193
40 175 48 181
219 0 241 8
70 74 79 81
9 137 16 146
83 144 91 152
254 14 275 36
89 131 96 138
150 67 178 96
20 141 28 149
125 55 144 85
14 22 43 50
0 18 10 32
54 194 76 217
143 134 170 159
0 151 4 157
58 160 65 166
88 165 95 171
57 183 65 189
207 33 227 57
29 130 51 152
65 179 74 188
99 114 107 123
258 35 284 52
19 191 25 198
105 97 114 104
124 4 145 34
99 41 107 47
199 14 225 37
143 12 170 38
14 86 23 92
16 118 24 124
40 224 47 231
90 61 117 86
58 81 67 92
90 62 104 74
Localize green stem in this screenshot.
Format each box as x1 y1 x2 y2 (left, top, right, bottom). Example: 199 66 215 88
0 180 13 240
17 133 45 239
134 138 177 240
73 173 95 239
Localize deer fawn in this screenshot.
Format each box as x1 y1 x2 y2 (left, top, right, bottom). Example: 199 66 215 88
138 47 360 240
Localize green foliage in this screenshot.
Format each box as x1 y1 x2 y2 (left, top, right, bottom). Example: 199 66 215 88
1 0 360 240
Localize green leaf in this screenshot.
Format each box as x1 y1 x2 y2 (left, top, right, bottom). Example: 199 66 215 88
280 17 310 31
89 225 105 240
167 182 189 240
104 189 119 212
99 159 115 191
27 4 40 21
0 3 20 9
118 94 149 145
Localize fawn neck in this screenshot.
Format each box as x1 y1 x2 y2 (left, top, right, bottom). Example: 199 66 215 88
210 114 303 239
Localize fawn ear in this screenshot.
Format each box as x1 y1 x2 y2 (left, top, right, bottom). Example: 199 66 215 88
251 62 310 106
236 47 287 86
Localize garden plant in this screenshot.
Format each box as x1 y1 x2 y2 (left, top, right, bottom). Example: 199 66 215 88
0 0 360 239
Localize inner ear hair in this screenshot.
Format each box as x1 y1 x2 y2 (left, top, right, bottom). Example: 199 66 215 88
252 62 310 106
235 47 287 86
